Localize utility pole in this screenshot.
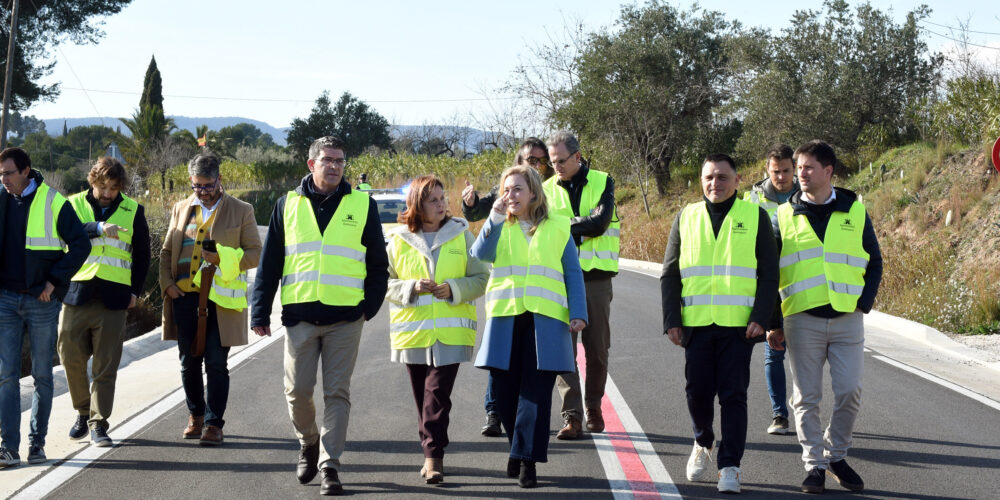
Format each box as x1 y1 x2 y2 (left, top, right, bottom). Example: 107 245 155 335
0 0 20 149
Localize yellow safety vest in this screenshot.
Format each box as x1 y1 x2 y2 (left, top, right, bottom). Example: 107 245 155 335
193 244 248 311
25 183 68 251
743 190 781 218
485 215 571 324
678 199 759 327
776 201 869 317
281 189 369 306
69 192 137 285
543 169 620 272
389 232 477 349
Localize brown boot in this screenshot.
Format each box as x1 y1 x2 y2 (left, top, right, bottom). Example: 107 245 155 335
586 407 605 433
183 415 204 439
420 457 444 484
556 416 582 440
199 425 224 446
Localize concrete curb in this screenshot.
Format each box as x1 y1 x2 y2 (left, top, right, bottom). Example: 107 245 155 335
618 258 1000 374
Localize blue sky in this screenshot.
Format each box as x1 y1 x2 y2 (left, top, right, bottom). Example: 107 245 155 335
25 0 1000 129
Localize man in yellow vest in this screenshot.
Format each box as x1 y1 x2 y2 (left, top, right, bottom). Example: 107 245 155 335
59 157 150 448
743 144 799 436
160 151 261 447
0 147 90 468
250 136 389 496
543 131 619 440
660 153 778 494
767 141 882 494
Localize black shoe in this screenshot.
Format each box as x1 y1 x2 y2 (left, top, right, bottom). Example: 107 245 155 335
506 457 520 478
481 412 502 437
320 468 344 496
518 460 537 488
297 441 320 484
69 414 88 440
90 427 113 447
801 467 826 494
829 459 864 491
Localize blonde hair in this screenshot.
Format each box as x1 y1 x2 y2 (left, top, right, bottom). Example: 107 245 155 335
499 164 548 235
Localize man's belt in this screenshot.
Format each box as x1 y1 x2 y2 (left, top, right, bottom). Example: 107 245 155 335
193 264 217 357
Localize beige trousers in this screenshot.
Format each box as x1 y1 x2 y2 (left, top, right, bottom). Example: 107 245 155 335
284 318 365 471
57 300 127 430
785 310 864 471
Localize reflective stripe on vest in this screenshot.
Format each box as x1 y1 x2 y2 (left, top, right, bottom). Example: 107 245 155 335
69 191 138 285
543 169 620 272
678 199 759 327
281 190 369 306
25 183 68 250
485 215 571 323
776 201 869 317
389 232 478 349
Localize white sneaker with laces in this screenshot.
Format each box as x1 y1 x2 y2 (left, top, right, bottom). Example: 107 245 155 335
686 442 714 481
718 466 741 493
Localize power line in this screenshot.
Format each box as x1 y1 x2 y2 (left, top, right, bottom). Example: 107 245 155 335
922 20 1000 36
919 27 1000 51
60 87 521 104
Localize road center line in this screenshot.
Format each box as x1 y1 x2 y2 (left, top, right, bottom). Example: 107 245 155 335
13 328 287 500
576 344 682 499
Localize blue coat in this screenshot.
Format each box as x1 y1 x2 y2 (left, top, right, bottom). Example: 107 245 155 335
471 215 588 373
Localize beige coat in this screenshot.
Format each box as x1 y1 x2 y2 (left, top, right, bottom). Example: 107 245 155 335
159 193 262 347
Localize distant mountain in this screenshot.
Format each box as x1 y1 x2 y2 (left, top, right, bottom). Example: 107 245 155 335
41 117 498 152
42 116 291 146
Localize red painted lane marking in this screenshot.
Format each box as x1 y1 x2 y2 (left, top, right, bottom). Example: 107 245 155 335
577 344 661 498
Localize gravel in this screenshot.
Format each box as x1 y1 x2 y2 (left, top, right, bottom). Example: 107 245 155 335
944 333 1000 363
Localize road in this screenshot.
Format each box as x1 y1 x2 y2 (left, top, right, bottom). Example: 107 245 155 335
11 268 1000 499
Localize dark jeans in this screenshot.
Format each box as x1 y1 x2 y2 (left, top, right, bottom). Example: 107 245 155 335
406 363 460 458
172 293 230 428
491 312 557 463
483 371 496 414
684 326 755 469
764 341 789 418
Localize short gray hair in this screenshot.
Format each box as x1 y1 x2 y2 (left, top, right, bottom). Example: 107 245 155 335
547 130 580 155
308 136 347 160
188 151 221 179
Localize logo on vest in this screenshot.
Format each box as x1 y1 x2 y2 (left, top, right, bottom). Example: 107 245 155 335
733 220 748 234
343 214 358 227
840 218 855 231
448 248 463 255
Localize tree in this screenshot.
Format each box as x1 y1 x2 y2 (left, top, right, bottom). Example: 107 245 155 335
62 120 68 137
734 0 941 164
556 2 734 194
119 57 176 189
140 55 163 110
286 91 392 160
7 111 46 137
0 1 133 110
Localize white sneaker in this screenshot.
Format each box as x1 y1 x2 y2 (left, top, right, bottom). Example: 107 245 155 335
686 442 714 481
718 466 741 493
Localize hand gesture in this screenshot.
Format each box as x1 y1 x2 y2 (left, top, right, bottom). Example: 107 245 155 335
569 318 586 333
102 223 127 239
432 282 452 300
462 180 478 208
413 278 438 294
766 328 785 350
492 192 509 215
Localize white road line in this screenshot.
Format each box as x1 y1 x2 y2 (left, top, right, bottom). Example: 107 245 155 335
13 328 286 500
871 354 1000 412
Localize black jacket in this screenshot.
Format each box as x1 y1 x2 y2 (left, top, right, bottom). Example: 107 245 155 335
63 191 151 310
250 175 389 328
770 187 882 327
461 184 500 222
550 164 619 281
660 193 779 346
0 170 90 301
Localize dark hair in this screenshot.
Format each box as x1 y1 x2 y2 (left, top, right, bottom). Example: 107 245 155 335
309 136 347 160
765 144 794 163
188 150 221 178
704 153 737 172
88 157 128 189
514 137 548 164
795 140 837 168
0 147 31 172
399 174 450 233
359 173 368 182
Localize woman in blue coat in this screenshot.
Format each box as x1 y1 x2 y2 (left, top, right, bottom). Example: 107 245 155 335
471 164 587 488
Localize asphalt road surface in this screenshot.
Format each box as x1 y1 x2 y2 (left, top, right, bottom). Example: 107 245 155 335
26 269 1000 499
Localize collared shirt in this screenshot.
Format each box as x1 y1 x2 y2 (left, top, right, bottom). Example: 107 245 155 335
12 178 38 199
802 189 836 205
192 194 222 221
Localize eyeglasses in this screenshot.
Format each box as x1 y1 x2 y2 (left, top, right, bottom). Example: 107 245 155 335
191 179 219 192
317 157 347 167
551 155 575 167
525 156 549 167
0 169 20 178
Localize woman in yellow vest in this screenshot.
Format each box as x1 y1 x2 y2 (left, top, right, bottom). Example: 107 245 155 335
471 165 587 488
385 175 488 484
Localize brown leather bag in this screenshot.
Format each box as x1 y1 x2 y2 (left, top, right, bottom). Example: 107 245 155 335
192 264 217 357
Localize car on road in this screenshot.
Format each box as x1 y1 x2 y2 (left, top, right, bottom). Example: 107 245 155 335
369 188 407 243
